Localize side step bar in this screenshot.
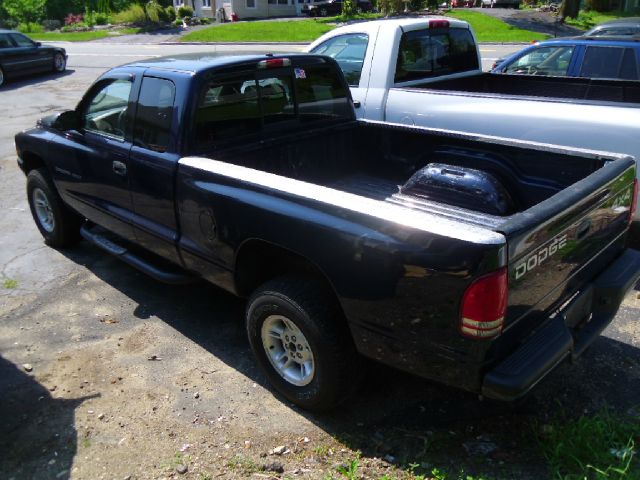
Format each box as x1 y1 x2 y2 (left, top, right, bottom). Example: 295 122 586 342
80 225 197 285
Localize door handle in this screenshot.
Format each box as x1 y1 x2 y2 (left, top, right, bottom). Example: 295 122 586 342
353 100 361 108
112 160 127 176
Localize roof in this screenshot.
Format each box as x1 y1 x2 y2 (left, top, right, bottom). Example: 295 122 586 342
121 52 299 75
532 36 640 47
592 16 640 26
307 16 470 35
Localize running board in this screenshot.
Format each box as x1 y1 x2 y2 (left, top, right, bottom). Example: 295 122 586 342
80 224 197 285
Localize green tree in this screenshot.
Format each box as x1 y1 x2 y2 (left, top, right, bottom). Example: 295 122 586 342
3 0 46 23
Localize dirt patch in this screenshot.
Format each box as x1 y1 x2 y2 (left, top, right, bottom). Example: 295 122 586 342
475 7 584 37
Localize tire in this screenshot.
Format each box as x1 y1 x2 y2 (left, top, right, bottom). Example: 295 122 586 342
0 66 5 87
320 7 328 16
27 168 82 248
53 52 66 73
246 276 362 411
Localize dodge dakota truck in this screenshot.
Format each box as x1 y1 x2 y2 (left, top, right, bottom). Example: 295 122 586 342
15 53 640 410
308 18 640 218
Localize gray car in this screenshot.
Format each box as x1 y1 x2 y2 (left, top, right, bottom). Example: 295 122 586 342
0 30 67 87
584 17 640 37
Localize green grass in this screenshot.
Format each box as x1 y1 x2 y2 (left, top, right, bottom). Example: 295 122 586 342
540 409 640 479
446 10 550 42
29 31 111 42
564 10 640 31
180 19 335 42
3 278 18 289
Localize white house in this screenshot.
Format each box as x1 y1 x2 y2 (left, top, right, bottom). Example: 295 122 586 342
174 0 304 20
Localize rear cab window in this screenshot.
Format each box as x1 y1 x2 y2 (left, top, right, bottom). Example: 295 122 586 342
394 27 478 83
193 58 352 151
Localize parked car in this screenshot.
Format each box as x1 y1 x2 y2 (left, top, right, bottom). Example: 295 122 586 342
0 30 67 87
584 17 640 37
302 0 373 16
492 36 640 80
480 0 520 8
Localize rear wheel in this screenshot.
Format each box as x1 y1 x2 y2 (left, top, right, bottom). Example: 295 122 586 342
246 276 362 411
0 66 5 87
27 168 81 247
53 52 66 73
320 7 328 16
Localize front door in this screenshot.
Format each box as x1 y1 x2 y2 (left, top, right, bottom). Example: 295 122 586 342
59 75 137 242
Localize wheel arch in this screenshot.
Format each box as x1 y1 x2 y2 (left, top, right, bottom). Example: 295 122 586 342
19 150 47 175
234 239 341 304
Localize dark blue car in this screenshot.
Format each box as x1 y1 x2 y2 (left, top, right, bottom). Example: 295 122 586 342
492 36 640 80
0 30 67 87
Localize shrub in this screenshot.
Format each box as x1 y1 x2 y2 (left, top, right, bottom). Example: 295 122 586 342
341 0 358 17
42 19 62 31
165 6 177 21
84 9 96 28
114 4 147 24
18 22 45 33
173 18 184 27
145 1 163 23
60 22 89 32
177 5 194 18
64 13 84 25
95 13 109 25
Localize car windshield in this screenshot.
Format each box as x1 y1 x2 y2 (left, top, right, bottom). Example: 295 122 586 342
504 45 574 76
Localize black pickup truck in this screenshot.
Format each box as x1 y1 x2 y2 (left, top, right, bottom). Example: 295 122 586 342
15 53 640 410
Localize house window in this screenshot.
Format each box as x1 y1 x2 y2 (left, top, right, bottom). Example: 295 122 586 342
203 0 212 6
268 0 290 4
247 0 256 7
174 0 183 5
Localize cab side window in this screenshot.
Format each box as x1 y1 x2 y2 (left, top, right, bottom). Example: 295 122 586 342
310 34 369 87
9 33 35 48
0 34 12 48
83 79 133 140
134 77 176 152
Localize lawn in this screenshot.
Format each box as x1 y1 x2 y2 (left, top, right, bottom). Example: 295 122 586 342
180 19 335 42
446 10 551 42
28 31 112 42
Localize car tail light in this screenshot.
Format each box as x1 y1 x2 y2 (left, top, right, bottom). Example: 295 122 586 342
630 179 638 225
460 267 508 339
429 20 450 29
258 58 291 69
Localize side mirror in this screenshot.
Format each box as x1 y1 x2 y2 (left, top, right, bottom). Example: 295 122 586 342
39 110 81 131
35 41 42 47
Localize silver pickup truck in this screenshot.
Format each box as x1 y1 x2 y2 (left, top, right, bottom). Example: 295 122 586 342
308 17 640 219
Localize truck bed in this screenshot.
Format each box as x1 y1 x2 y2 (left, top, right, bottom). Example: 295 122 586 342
201 120 634 333
418 72 640 105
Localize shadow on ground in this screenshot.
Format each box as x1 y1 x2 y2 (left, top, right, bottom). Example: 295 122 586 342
47 241 640 478
0 356 96 480
1 70 75 92
474 8 584 38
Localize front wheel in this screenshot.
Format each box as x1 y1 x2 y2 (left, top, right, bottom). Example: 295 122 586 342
27 168 81 247
53 52 66 73
319 7 328 16
246 276 362 411
0 66 5 87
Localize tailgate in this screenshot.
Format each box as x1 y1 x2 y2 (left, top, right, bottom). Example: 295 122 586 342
501 156 636 331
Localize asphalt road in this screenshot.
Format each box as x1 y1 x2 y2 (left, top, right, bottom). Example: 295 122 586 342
1 40 639 480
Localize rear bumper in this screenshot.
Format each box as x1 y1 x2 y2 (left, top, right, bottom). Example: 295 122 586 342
482 248 640 401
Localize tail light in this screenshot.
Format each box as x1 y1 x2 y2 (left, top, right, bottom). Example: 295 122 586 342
258 58 291 69
460 267 508 339
630 179 638 225
429 20 450 29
